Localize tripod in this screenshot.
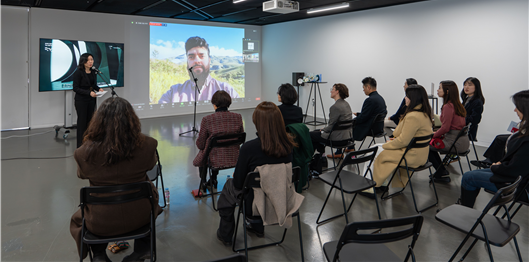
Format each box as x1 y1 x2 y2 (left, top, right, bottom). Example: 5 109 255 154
303 82 327 126
179 68 201 136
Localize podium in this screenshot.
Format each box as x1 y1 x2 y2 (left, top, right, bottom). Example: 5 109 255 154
303 82 327 126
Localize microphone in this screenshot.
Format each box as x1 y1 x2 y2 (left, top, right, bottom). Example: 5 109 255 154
91 66 101 74
188 66 194 71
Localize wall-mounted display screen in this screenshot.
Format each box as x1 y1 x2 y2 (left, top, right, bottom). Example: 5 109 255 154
39 38 124 92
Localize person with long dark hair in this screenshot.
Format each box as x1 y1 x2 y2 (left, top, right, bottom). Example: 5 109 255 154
216 101 298 246
461 77 485 141
429 80 468 183
73 53 104 148
459 90 529 208
69 97 162 262
277 83 303 126
360 85 433 198
193 90 244 192
384 78 418 136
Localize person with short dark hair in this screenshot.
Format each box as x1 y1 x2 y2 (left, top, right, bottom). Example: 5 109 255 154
277 83 303 126
459 90 529 208
311 83 353 159
353 77 387 142
193 90 244 192
158 36 239 103
461 77 485 141
216 101 296 246
384 78 418 136
211 88 233 109
69 97 162 262
428 80 468 183
73 53 105 148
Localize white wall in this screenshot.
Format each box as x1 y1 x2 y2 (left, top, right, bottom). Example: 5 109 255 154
1 6 30 130
262 0 529 146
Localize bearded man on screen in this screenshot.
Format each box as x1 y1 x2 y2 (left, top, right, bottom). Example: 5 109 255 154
158 36 239 103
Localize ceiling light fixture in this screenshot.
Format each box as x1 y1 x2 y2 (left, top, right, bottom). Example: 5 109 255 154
307 2 349 14
233 0 246 3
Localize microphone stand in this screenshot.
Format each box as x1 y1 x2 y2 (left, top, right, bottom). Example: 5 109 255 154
94 69 118 97
179 68 201 136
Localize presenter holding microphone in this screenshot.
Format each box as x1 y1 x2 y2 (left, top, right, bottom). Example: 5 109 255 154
73 53 104 148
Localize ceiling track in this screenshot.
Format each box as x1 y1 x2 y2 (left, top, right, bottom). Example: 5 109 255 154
85 0 105 11
169 0 212 19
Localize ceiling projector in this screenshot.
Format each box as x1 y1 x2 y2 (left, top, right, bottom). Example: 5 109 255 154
263 0 299 14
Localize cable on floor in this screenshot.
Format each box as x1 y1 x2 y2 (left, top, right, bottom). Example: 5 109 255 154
1 155 73 161
1 130 55 140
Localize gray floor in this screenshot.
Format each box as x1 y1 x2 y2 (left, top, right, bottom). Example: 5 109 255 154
1 108 527 262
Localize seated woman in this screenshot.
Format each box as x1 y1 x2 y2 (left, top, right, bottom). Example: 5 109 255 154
384 78 418 137
216 101 296 246
371 85 434 188
461 77 485 141
277 83 303 126
70 97 162 262
310 83 353 158
460 90 529 208
193 90 244 192
429 80 469 183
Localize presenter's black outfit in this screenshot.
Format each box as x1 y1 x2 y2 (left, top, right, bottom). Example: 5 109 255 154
72 69 100 148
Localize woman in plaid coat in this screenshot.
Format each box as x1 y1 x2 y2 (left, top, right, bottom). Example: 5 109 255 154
193 90 244 191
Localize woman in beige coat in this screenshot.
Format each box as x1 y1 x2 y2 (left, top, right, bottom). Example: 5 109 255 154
372 85 434 189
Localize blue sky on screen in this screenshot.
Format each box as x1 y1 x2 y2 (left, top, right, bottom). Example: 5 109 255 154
150 22 244 60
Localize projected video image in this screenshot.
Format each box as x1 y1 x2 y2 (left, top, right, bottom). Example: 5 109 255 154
149 22 245 104
39 39 124 92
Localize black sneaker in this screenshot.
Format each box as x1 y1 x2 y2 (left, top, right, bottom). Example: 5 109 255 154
375 186 389 192
471 160 492 168
216 229 232 246
429 170 451 183
430 174 451 183
359 191 376 199
246 224 264 238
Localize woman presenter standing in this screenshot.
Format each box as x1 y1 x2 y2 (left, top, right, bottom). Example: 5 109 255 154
73 53 104 148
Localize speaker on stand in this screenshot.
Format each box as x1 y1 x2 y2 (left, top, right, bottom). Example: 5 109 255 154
292 72 304 107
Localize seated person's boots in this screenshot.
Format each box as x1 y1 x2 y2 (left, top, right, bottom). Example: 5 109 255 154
91 244 111 262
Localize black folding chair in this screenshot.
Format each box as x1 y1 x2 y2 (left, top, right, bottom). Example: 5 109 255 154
323 214 423 262
358 112 388 150
467 123 482 169
381 134 439 213
79 181 157 262
146 149 166 208
485 177 529 220
199 132 246 211
324 119 355 170
316 147 381 225
438 125 472 175
232 166 304 261
435 176 523 262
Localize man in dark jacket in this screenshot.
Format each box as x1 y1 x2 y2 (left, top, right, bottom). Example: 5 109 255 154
353 77 388 141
